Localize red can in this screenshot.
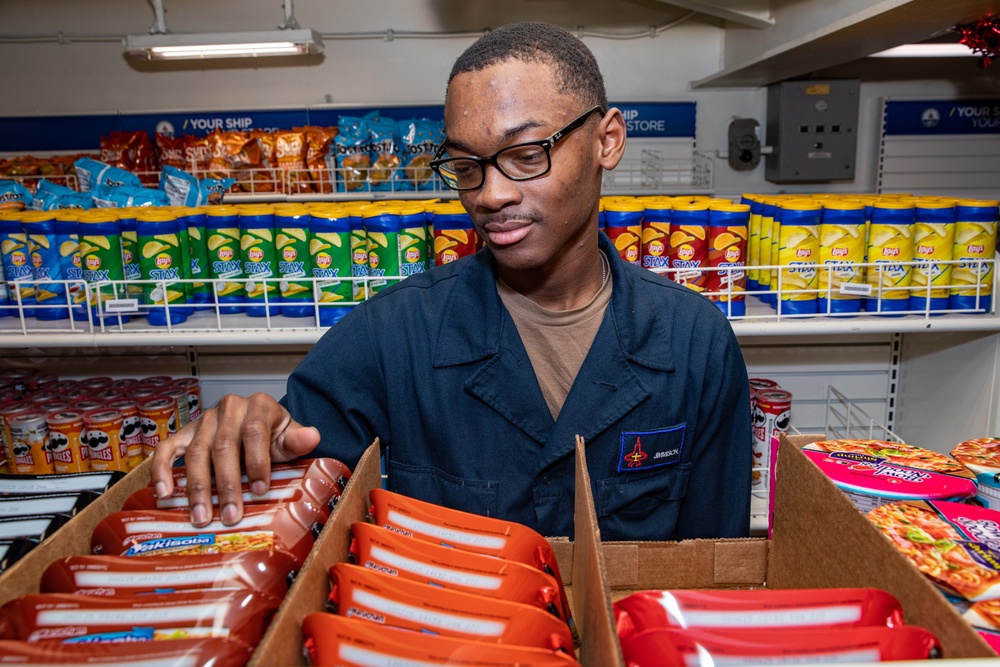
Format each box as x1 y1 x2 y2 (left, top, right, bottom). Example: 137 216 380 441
78 376 113 392
83 408 127 472
46 410 89 474
138 396 177 457
61 388 89 402
751 389 793 488
108 378 138 392
107 399 143 470
24 373 59 392
139 375 174 388
172 377 203 422
45 380 79 394
94 388 123 404
668 203 710 293
129 387 159 403
26 390 60 405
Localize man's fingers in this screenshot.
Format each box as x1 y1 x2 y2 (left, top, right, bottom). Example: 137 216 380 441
273 423 321 463
209 394 256 526
241 394 289 497
183 407 226 528
149 417 199 500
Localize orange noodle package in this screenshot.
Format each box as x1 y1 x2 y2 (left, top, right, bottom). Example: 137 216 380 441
867 500 1000 601
328 562 574 653
614 588 905 641
620 626 941 667
170 456 351 495
123 475 341 518
302 612 581 667
90 502 325 563
0 637 252 666
0 589 278 646
368 489 570 622
41 550 298 599
349 522 569 622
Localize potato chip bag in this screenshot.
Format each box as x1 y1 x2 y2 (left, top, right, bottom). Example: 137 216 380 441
275 130 311 194
29 179 91 211
184 135 213 174
73 158 142 193
156 132 186 169
367 115 403 192
90 184 169 208
398 118 443 192
0 181 31 210
335 116 371 193
302 125 338 193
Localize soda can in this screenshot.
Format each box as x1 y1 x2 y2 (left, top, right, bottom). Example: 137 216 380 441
239 206 280 318
171 377 203 422
161 388 190 429
204 205 245 314
46 410 89 474
137 209 188 326
21 211 70 321
137 396 177 457
83 408 127 472
274 205 313 318
107 398 143 470
1 403 37 474
309 208 353 326
9 412 53 475
78 376 113 392
750 389 793 488
0 211 37 318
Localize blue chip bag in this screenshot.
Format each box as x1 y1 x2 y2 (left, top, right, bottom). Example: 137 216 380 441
334 116 371 193
160 165 202 207
91 184 169 208
368 114 404 192
0 180 32 210
73 157 142 193
202 177 237 205
30 179 93 211
398 118 444 192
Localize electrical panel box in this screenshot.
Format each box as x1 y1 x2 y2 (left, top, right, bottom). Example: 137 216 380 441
765 80 860 183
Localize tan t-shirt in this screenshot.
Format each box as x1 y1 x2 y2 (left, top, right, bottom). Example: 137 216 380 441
497 257 613 420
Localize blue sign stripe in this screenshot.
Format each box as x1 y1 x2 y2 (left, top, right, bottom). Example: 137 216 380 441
885 100 1000 135
0 102 697 152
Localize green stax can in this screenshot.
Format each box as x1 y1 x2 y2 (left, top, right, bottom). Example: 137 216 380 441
309 208 353 326
364 207 402 295
274 204 313 319
76 209 131 324
117 209 144 311
239 206 279 318
204 205 244 314
348 203 369 302
136 210 187 326
399 203 429 277
179 206 213 309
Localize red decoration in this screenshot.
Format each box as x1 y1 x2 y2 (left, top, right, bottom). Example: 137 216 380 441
954 16 1000 68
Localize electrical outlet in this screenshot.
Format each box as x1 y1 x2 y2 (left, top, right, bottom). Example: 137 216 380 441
728 118 760 171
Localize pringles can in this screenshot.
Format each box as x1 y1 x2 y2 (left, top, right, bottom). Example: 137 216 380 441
910 199 956 314
818 200 866 315
172 377 203 423
707 203 749 317
83 408 127 472
45 410 89 474
161 388 190 429
604 198 643 266
9 412 54 475
138 396 177 457
309 207 354 327
950 199 999 313
667 201 709 293
107 398 143 470
750 389 792 488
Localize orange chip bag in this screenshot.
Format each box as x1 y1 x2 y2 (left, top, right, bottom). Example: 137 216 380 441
328 562 574 652
302 612 581 666
275 130 311 194
302 125 338 193
155 133 186 169
184 135 213 174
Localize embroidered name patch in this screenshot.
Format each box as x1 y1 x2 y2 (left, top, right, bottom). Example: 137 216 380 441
617 424 686 473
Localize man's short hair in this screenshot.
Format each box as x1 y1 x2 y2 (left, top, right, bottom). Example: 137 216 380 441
448 22 608 111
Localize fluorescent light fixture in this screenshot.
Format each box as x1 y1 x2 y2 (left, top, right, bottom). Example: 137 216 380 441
870 43 974 58
125 29 323 60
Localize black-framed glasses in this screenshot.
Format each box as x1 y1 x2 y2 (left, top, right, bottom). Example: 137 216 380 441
430 106 606 191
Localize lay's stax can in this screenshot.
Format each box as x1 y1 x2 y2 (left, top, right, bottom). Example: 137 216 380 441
138 396 177 458
431 203 477 267
640 197 671 271
21 211 70 321
54 210 88 321
668 202 710 293
46 410 89 474
950 200 999 313
604 199 643 266
348 203 370 302
398 204 429 278
9 412 53 475
1 211 36 318
117 209 144 313
707 204 749 317
180 207 214 309
137 210 187 326
83 408 127 472
240 205 280 318
777 200 820 316
364 206 403 294
309 207 353 327
77 210 131 325
864 200 915 315
910 199 955 314
818 201 866 315
274 204 313 319
204 205 245 314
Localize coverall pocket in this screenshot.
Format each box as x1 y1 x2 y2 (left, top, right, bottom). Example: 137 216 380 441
594 463 692 540
387 461 500 518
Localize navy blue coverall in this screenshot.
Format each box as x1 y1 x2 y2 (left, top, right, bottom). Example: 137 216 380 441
282 233 751 541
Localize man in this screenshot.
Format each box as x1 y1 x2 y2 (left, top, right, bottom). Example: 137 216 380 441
151 21 751 541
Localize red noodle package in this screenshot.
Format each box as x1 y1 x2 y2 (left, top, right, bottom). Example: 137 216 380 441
614 588 905 642
90 503 324 563
171 457 351 495
349 521 568 622
620 626 941 666
0 637 252 666
328 562 573 653
0 590 278 646
302 612 580 666
41 550 297 599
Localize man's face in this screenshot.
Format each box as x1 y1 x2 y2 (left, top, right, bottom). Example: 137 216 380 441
443 59 603 273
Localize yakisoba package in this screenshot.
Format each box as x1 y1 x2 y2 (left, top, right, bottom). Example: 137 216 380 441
301 612 580 667
123 475 342 519
328 562 574 653
614 588 904 641
803 439 977 512
619 626 941 666
951 438 1000 509
348 521 569 622
170 457 351 495
41 550 298 599
0 637 252 666
0 589 278 646
0 470 124 496
90 502 325 563
867 500 1000 601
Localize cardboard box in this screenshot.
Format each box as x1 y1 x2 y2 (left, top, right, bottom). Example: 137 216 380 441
0 459 152 607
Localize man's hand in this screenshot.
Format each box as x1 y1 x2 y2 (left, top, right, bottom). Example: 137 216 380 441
150 393 321 528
